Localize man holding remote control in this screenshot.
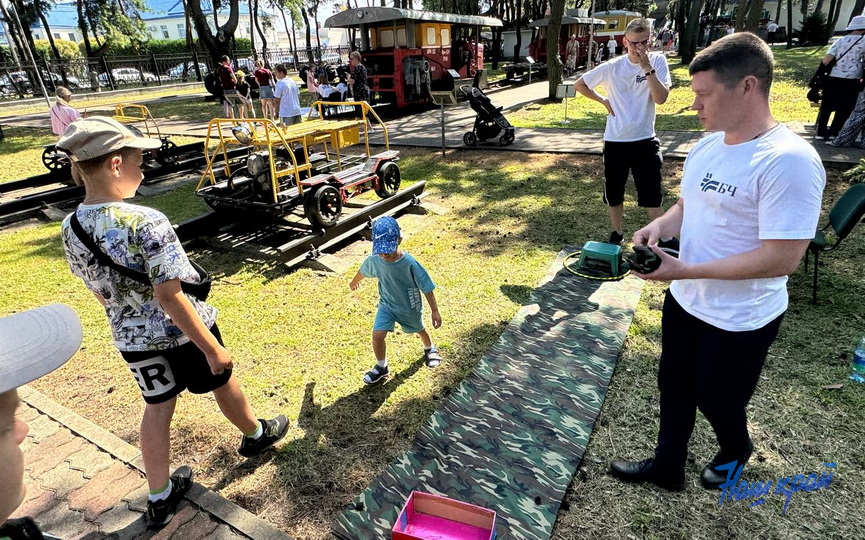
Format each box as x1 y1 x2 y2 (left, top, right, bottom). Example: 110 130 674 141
609 33 826 491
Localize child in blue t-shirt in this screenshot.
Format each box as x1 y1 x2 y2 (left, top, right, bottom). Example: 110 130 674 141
349 216 442 384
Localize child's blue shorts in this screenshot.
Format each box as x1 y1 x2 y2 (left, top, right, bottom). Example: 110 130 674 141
373 304 424 333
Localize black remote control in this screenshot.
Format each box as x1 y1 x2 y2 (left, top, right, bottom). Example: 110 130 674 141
627 245 662 274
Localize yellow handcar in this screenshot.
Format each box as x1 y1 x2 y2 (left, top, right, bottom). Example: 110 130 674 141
196 101 401 228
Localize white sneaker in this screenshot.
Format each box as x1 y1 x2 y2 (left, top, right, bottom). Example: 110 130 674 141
815 135 826 140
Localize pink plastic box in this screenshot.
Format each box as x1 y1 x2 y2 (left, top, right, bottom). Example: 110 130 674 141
392 491 497 540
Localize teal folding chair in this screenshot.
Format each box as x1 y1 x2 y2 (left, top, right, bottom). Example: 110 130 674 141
804 183 865 304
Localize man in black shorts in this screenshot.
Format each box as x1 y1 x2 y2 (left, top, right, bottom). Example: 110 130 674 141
576 18 677 248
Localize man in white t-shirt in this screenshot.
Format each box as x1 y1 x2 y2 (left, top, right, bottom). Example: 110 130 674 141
576 18 673 248
273 63 302 126
766 21 779 44
609 33 825 492
815 15 865 139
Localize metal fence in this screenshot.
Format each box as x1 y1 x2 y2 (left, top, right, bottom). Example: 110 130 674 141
0 45 352 100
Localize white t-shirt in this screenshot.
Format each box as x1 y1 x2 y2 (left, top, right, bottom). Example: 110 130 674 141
274 76 301 117
767 23 779 32
827 34 865 79
580 53 672 142
670 126 825 331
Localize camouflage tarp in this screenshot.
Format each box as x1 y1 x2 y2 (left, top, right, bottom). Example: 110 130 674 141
332 247 644 540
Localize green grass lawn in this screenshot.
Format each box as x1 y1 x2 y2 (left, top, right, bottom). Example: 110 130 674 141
1 145 862 539
0 125 202 184
509 46 828 131
0 86 207 118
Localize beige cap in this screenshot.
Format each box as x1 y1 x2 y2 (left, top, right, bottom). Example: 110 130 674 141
57 116 162 162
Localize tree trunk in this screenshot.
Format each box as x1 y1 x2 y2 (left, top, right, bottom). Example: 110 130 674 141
681 0 702 64
75 0 93 58
288 8 300 67
312 8 322 53
0 0 26 66
492 27 502 69
279 8 295 66
850 0 865 23
513 0 522 62
301 8 313 60
828 0 843 38
254 0 268 57
248 0 257 59
787 0 794 49
801 0 809 16
814 0 825 13
774 0 782 25
735 0 747 31
547 0 565 99
745 0 765 31
189 0 241 64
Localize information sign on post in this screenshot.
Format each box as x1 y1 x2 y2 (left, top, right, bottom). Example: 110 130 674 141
525 56 535 84
429 91 457 157
556 83 577 122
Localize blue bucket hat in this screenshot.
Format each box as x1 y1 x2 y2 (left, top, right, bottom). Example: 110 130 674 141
372 216 401 254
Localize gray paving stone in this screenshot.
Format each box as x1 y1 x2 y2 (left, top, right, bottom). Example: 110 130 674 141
168 510 220 540
36 502 97 540
66 447 116 479
200 525 246 540
91 502 147 538
36 463 88 499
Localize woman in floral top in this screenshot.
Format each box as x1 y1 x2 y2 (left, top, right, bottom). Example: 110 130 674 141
348 51 370 102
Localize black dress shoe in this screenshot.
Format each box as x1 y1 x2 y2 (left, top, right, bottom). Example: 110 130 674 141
700 440 755 490
609 458 686 492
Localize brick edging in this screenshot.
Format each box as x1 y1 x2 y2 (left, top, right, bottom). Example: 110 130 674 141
19 385 292 540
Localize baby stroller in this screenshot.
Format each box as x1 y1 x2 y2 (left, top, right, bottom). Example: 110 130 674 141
461 86 515 146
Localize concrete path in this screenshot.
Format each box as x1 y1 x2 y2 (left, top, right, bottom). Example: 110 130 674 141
11 386 291 540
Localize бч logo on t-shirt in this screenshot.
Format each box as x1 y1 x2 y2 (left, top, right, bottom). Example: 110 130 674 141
700 173 738 196
635 74 648 84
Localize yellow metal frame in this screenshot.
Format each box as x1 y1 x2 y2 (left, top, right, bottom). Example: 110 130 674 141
112 103 161 139
197 118 312 203
198 106 389 204
307 100 389 160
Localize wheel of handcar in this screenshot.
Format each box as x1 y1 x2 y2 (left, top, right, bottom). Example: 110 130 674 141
155 139 178 165
499 134 509 146
374 161 401 198
42 146 70 171
463 132 477 146
507 132 515 145
305 185 343 228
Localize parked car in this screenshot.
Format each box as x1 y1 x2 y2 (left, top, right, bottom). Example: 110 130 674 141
166 62 209 79
99 68 158 85
320 52 342 65
274 55 296 68
42 70 81 89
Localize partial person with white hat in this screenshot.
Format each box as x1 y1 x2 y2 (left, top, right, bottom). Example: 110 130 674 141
814 15 865 140
0 305 82 536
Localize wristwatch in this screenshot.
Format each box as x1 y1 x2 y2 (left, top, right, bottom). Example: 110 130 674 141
645 68 656 77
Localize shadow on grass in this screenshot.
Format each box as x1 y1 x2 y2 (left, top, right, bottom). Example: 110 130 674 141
397 149 683 260
208 354 427 494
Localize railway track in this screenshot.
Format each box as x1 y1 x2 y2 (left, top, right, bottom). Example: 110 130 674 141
0 143 251 226
176 181 427 271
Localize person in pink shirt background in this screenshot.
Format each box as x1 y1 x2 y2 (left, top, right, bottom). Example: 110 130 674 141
50 86 81 136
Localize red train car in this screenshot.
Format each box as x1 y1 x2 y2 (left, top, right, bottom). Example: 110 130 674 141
325 8 503 108
528 10 607 67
